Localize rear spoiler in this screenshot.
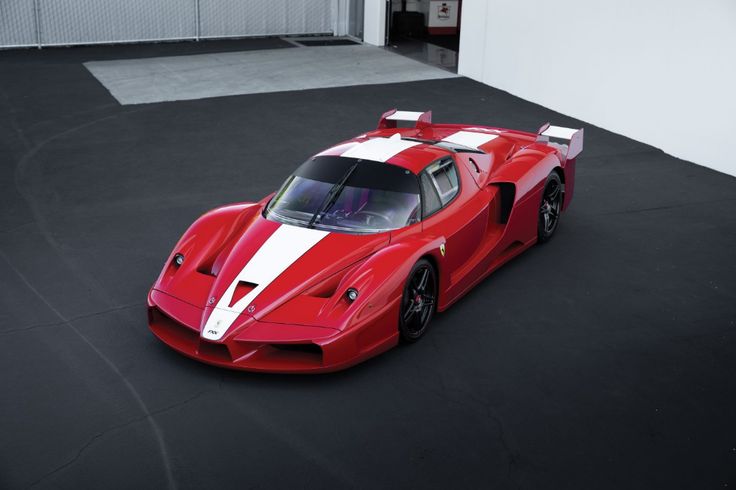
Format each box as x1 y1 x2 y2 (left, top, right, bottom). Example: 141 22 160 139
378 109 432 129
537 123 584 160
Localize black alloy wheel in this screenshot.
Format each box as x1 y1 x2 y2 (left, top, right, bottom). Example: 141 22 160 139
538 172 563 243
399 259 437 342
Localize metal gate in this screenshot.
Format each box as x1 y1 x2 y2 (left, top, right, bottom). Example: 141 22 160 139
0 0 335 49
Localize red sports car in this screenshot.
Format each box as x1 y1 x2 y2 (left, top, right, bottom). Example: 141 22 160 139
148 109 583 373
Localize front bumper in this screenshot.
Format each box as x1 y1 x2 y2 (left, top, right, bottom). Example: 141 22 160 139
147 289 398 373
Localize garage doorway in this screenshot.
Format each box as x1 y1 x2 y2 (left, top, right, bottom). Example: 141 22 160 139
386 0 460 72
348 0 365 40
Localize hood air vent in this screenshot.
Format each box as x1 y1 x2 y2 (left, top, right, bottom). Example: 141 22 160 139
229 281 257 308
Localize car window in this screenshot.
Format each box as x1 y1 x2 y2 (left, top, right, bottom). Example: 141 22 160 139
265 156 420 234
420 172 442 217
425 158 459 206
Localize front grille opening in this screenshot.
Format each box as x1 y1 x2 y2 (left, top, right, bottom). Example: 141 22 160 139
149 307 199 344
271 343 321 355
269 343 323 364
198 341 232 362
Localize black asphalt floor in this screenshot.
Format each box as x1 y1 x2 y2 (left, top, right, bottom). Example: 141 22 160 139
1 40 735 489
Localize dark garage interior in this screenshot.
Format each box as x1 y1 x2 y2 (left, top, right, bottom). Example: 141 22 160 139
1 2 735 489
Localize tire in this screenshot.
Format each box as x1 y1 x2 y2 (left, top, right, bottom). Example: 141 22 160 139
399 259 438 342
538 172 563 244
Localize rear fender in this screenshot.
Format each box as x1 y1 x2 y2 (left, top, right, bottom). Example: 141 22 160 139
488 146 561 243
489 145 560 200
536 125 583 211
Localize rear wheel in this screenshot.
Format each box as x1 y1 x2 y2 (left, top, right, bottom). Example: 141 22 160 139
399 259 437 342
538 172 563 243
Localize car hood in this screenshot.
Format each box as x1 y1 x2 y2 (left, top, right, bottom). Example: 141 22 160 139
155 214 389 340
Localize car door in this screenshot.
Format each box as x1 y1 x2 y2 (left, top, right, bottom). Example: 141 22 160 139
420 156 490 304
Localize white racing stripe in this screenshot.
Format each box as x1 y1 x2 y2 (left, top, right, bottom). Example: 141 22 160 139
202 224 329 341
442 131 498 149
341 137 420 162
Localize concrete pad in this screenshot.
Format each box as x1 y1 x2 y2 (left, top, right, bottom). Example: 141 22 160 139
5 40 736 489
84 44 459 105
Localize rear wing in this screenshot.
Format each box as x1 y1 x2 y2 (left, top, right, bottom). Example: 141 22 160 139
537 123 584 160
378 109 432 129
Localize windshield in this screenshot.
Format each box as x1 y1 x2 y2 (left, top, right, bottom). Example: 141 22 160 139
265 156 421 234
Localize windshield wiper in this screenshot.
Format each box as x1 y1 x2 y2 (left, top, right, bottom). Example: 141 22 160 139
308 162 358 228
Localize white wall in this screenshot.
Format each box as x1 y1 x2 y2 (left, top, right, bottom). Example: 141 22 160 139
363 0 387 46
458 0 736 177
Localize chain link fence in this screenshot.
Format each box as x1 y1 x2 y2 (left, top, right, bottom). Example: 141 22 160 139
0 0 335 48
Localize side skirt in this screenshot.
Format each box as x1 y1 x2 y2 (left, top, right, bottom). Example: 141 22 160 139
437 236 537 312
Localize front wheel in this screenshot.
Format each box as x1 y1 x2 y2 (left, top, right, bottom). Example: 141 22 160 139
538 172 563 243
399 259 437 342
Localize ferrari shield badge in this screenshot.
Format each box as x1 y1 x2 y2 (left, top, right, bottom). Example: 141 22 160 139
440 243 446 256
